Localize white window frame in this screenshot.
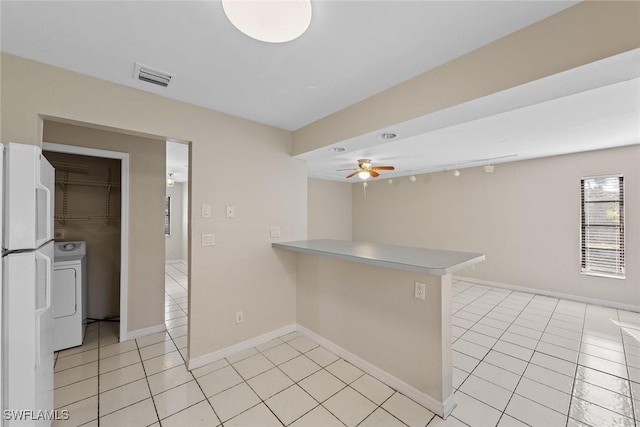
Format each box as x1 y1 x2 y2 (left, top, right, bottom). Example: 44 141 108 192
580 174 625 279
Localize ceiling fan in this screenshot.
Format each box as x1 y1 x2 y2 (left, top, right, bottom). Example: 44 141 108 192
340 159 395 180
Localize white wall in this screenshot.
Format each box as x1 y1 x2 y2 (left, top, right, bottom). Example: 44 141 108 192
166 182 185 262
2 53 306 358
307 178 352 240
353 145 640 308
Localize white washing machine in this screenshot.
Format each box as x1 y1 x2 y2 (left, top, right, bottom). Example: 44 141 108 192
53 241 87 351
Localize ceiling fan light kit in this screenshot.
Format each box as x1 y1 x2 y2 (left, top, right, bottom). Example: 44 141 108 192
222 0 312 43
344 158 395 180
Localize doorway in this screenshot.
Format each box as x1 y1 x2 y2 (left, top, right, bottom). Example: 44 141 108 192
43 142 131 340
164 140 190 357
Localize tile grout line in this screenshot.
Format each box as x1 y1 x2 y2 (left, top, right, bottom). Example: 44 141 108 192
565 299 590 427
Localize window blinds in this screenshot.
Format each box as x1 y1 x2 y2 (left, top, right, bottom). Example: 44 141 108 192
581 175 624 277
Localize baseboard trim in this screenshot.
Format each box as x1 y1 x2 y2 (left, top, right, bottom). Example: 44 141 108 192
187 324 297 371
124 323 166 341
453 276 640 313
296 324 452 418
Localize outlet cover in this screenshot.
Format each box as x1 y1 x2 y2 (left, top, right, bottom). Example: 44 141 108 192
414 282 426 300
270 226 281 238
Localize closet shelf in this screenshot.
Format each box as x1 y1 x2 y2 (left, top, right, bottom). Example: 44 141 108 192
56 178 120 188
55 214 120 222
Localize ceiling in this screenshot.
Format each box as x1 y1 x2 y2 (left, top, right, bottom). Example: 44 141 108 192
301 49 640 181
2 1 638 182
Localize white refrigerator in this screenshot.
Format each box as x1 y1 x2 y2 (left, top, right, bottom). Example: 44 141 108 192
1 143 55 426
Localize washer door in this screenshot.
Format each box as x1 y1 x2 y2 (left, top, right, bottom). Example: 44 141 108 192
53 267 78 318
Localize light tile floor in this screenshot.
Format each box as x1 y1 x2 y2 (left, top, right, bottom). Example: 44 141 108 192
52 265 640 426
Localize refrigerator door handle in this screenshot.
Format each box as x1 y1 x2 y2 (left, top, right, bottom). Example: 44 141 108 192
35 182 53 248
34 248 52 368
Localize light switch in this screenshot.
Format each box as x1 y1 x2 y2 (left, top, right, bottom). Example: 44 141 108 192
202 204 211 218
226 206 235 219
270 226 281 238
201 233 215 246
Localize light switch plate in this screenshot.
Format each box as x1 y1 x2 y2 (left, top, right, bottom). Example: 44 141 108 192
202 204 211 218
226 206 235 219
202 233 215 246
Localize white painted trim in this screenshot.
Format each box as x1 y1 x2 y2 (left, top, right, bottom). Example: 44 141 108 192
453 275 640 313
43 142 131 340
187 324 296 370
165 259 187 265
125 323 166 341
296 325 450 418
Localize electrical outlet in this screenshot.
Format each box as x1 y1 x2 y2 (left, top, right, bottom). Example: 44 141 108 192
414 282 426 300
202 204 211 218
236 311 244 324
270 226 281 238
54 229 65 239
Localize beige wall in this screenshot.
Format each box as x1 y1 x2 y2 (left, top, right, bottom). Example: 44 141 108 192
352 145 640 307
166 183 186 262
296 254 452 413
293 1 640 155
1 53 307 358
43 150 122 319
44 122 165 328
307 178 352 240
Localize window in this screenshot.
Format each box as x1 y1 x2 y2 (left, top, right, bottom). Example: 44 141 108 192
165 196 171 236
581 175 624 278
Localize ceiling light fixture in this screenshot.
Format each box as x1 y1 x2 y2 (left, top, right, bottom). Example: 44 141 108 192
166 173 175 187
388 179 393 184
378 132 397 140
453 169 461 177
358 171 371 180
483 164 494 174
222 0 312 43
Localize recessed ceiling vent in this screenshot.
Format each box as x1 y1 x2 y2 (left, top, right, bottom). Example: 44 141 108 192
133 63 175 88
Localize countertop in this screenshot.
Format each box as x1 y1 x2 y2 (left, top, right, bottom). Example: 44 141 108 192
273 239 484 276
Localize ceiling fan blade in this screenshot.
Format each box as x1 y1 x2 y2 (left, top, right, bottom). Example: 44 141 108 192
336 168 357 172
370 170 380 178
345 171 359 179
371 166 395 171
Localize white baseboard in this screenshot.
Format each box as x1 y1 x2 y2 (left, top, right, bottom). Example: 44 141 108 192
297 325 453 418
188 324 296 371
123 323 166 341
454 276 640 313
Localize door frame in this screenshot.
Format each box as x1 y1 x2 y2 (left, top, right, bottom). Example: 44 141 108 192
43 142 131 341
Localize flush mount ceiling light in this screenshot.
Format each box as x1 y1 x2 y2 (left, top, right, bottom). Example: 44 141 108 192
166 173 175 187
222 0 312 43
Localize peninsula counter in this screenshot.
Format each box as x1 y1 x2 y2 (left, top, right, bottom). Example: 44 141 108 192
273 239 484 418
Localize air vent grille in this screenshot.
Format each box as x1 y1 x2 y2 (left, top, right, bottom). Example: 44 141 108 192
133 63 175 88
